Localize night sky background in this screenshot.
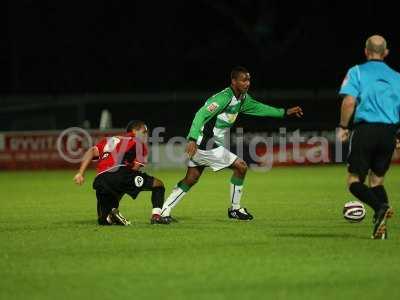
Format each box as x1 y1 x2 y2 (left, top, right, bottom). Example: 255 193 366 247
5 0 400 93
2 0 400 131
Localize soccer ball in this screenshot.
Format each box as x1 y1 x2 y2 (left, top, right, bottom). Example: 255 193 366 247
343 201 366 222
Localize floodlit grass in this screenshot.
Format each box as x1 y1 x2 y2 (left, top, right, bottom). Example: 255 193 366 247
1 165 399 299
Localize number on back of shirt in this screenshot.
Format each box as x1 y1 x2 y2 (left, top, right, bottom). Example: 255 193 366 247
102 137 121 160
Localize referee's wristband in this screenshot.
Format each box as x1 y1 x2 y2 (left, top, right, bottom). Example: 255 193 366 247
338 124 348 130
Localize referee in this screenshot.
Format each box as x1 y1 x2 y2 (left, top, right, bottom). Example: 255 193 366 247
337 35 400 239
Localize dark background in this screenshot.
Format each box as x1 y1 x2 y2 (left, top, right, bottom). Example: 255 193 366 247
2 0 400 133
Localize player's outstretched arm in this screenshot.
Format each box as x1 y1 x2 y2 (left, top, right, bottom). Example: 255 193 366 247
241 94 303 118
73 146 99 185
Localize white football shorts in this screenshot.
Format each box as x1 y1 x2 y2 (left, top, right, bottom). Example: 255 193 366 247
187 146 238 171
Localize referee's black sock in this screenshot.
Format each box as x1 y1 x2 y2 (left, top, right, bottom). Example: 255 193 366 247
370 185 389 205
349 182 381 212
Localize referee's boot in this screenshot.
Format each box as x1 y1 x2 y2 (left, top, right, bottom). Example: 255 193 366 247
228 207 254 220
372 205 394 239
107 208 131 226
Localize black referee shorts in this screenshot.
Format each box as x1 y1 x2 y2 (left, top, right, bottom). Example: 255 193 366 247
92 167 154 224
347 123 397 181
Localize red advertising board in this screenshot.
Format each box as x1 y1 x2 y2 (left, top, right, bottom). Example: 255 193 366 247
255 143 332 166
254 143 400 166
0 130 398 170
0 129 120 170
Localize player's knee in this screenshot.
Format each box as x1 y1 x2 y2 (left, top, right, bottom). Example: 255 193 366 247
153 178 165 189
347 173 362 188
153 185 165 194
241 161 248 173
236 160 248 175
152 179 165 195
369 173 384 187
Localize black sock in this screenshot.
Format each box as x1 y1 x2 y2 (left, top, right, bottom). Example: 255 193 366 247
370 185 389 205
349 182 381 212
151 186 165 209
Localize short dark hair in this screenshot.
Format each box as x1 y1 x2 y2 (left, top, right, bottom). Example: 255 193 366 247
126 120 145 132
231 66 249 79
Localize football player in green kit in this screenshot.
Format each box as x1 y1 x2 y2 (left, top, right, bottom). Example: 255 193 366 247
161 66 303 221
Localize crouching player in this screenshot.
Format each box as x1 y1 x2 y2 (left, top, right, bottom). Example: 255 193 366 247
73 120 169 225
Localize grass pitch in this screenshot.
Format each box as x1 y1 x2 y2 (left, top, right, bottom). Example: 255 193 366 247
0 165 399 300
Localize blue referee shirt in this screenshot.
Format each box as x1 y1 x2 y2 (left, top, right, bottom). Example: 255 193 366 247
339 60 400 124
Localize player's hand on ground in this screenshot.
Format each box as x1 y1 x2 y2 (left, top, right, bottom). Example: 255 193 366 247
286 106 303 117
73 173 85 185
337 127 350 142
186 141 197 158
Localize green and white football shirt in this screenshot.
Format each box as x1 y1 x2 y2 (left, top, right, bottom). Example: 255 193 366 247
187 87 285 149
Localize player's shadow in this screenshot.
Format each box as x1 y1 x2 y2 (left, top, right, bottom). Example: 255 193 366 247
276 232 368 239
65 217 197 226
69 220 97 225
